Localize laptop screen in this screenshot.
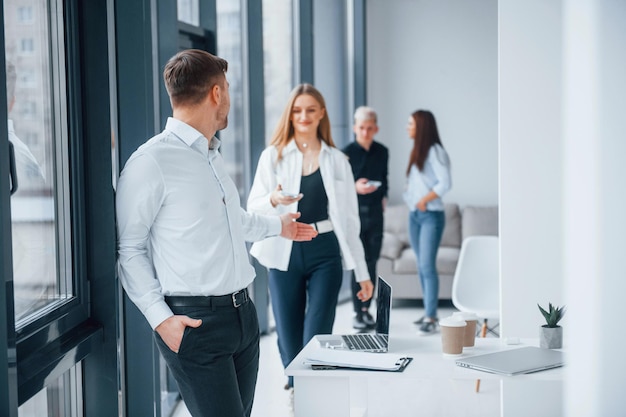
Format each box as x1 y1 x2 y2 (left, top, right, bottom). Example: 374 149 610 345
375 277 392 335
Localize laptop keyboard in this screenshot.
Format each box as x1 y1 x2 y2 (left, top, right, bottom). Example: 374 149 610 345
342 334 388 351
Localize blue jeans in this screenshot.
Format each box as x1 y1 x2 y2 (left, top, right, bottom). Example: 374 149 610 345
269 232 343 387
408 209 445 319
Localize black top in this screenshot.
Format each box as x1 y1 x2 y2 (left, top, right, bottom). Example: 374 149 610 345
297 168 328 224
342 140 389 214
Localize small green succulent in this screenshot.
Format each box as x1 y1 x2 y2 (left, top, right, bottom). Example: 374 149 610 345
538 303 566 328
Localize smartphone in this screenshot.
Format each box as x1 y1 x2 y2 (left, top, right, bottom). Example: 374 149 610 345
366 180 382 188
280 190 300 198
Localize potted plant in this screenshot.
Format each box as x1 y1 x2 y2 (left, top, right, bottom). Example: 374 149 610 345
538 302 565 349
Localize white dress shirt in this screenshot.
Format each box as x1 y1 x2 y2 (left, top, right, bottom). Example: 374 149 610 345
247 140 369 282
116 118 281 329
403 144 452 211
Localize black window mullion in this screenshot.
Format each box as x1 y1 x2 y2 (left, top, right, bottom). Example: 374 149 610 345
0 5 18 412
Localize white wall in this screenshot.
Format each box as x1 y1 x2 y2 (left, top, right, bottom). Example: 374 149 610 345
366 0 498 207
499 1 563 338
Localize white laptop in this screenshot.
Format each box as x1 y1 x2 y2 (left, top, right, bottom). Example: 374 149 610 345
315 276 391 353
455 346 565 376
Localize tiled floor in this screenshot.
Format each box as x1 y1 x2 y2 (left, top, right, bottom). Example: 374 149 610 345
172 298 462 417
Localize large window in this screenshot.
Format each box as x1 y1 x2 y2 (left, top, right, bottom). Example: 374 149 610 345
5 0 73 329
262 0 294 142
18 364 82 417
1 0 101 412
177 0 199 26
216 0 247 195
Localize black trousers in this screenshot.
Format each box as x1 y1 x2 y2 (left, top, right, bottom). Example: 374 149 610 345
269 232 343 387
351 211 384 312
154 298 260 417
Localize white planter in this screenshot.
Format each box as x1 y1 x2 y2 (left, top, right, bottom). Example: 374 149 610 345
539 326 563 349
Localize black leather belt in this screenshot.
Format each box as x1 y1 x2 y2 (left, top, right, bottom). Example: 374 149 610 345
165 288 249 309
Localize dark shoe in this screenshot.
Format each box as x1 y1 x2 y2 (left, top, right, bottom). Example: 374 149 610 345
413 316 426 325
418 319 438 336
352 313 368 330
361 311 376 327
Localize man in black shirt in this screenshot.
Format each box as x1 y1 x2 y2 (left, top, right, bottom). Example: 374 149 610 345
342 106 389 330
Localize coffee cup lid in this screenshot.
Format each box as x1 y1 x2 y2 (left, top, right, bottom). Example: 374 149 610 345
439 316 467 327
452 311 479 321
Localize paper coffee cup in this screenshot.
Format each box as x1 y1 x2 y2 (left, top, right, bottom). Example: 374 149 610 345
452 311 479 347
439 316 467 355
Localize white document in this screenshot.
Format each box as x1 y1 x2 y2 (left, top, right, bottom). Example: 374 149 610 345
303 348 411 371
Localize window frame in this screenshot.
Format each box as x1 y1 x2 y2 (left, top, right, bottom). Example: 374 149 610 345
12 0 89 345
2 0 103 409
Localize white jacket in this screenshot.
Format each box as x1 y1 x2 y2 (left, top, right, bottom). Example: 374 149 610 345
247 140 369 282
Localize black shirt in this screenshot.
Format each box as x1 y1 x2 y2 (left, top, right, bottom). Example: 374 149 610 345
342 140 389 214
297 168 329 224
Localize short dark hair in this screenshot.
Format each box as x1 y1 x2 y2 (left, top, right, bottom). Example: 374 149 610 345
163 49 228 107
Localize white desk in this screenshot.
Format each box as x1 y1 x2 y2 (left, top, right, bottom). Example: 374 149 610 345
286 336 564 417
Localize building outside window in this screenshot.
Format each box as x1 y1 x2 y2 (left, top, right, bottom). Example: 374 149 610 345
17 67 37 88
262 0 294 142
5 0 74 336
216 0 247 196
19 37 35 53
177 0 199 26
17 6 34 23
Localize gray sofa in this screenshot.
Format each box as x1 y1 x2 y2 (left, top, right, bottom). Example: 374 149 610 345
377 203 498 300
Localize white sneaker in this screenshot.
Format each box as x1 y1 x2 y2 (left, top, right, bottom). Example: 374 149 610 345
287 387 295 416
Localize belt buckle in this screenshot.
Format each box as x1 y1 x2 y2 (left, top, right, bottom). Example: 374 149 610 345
232 289 246 308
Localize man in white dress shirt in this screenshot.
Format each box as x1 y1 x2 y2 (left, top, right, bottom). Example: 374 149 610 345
116 49 317 417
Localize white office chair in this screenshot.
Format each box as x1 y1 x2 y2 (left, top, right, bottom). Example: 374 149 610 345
451 235 500 337
451 235 500 393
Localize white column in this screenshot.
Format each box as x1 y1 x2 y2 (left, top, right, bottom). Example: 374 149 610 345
562 1 626 415
499 0 564 338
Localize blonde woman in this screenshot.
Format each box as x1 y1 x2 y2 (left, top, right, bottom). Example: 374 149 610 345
248 84 373 389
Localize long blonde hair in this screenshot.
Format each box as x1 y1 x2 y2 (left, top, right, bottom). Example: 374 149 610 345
270 83 335 161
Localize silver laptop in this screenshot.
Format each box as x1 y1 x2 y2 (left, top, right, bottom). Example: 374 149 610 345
455 346 565 376
315 276 391 353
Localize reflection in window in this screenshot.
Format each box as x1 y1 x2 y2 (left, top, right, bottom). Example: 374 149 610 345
216 0 247 196
177 0 199 26
262 0 294 142
5 0 72 327
18 363 82 417
23 132 39 148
